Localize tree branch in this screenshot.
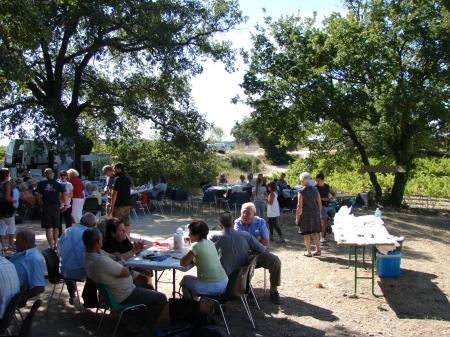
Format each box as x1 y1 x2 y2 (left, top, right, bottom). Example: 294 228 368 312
0 98 38 112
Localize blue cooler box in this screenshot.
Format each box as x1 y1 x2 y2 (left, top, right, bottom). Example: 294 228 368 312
376 251 401 277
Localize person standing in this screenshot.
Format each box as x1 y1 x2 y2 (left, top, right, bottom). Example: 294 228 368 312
0 169 16 251
315 173 335 243
58 170 73 235
267 181 284 243
102 165 116 214
252 177 267 217
296 172 322 257
67 169 84 224
36 168 67 248
107 163 131 233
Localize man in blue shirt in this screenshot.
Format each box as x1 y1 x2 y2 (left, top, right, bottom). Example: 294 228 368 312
235 202 282 304
58 212 97 304
36 168 67 249
9 230 45 305
0 256 20 319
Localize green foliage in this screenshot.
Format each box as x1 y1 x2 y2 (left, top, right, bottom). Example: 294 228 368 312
241 0 449 205
0 146 5 161
287 155 450 198
230 118 256 145
228 155 262 173
99 139 219 189
0 0 244 157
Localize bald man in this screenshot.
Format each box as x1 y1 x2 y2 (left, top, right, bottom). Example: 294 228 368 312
9 230 45 305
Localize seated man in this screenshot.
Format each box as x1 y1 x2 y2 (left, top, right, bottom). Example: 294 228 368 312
0 256 20 320
276 173 289 191
211 212 265 276
9 230 45 305
58 212 97 305
234 202 282 304
83 227 166 330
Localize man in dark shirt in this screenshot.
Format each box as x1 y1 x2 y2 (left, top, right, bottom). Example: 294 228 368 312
211 212 265 276
107 163 131 233
36 168 67 248
315 173 335 243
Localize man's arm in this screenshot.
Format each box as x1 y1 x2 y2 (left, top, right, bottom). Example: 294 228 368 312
248 234 266 254
258 218 270 247
109 190 117 215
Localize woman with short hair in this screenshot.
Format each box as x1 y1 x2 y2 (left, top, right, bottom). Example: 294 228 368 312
180 220 228 300
67 169 84 224
295 172 322 257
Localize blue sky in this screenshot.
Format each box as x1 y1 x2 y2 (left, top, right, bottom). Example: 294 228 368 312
191 0 346 140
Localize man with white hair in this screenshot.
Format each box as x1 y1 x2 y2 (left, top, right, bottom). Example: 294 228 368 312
234 202 282 304
58 212 97 305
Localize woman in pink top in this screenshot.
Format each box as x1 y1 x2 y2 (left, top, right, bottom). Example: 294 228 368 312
67 169 84 223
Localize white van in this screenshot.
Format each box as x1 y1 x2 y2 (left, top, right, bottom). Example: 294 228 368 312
4 139 49 169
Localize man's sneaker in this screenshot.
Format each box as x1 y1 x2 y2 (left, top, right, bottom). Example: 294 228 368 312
270 291 281 305
320 238 326 244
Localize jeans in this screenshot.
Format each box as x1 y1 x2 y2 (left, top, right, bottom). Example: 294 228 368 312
180 275 228 300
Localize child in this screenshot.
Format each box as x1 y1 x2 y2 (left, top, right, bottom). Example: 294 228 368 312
267 181 284 243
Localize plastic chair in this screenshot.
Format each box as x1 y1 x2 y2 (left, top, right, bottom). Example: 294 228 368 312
129 194 143 218
41 248 83 311
95 283 146 337
5 299 42 337
199 258 258 335
83 197 102 214
0 292 23 335
135 192 151 215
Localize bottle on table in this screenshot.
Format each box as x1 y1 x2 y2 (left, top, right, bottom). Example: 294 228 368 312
374 208 382 218
173 227 185 251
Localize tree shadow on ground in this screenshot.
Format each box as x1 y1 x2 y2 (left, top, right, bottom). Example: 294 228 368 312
378 268 450 321
258 295 338 322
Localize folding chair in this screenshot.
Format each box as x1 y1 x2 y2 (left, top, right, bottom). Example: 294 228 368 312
41 248 83 312
199 257 258 335
95 284 146 337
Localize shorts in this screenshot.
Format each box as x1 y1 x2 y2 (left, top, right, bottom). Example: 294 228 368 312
113 206 131 226
41 204 61 229
321 206 330 219
0 216 15 235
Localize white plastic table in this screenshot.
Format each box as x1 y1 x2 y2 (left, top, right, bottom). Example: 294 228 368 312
127 250 193 298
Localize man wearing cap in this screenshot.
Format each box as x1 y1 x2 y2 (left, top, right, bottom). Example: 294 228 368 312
234 202 282 304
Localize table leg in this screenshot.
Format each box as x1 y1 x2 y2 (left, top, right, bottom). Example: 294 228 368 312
362 246 366 269
172 269 176 298
154 270 158 291
354 247 358 295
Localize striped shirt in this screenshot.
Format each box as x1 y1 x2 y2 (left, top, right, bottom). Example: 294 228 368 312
0 256 20 319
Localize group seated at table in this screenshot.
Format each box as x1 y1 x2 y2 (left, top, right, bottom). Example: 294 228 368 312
180 202 282 304
82 227 166 332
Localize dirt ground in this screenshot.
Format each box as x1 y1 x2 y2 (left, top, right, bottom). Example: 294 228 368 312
12 207 450 337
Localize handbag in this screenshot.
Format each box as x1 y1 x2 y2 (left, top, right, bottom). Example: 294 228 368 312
169 298 200 324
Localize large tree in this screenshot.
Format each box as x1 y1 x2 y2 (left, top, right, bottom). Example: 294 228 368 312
0 0 244 161
241 0 449 205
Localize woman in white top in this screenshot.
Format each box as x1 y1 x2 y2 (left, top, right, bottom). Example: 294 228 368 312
267 181 284 243
252 177 267 217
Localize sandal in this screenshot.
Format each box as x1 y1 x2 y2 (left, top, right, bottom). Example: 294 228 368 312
313 251 321 257
304 252 312 257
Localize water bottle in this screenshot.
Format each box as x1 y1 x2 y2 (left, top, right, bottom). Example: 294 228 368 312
173 227 185 251
374 208 382 218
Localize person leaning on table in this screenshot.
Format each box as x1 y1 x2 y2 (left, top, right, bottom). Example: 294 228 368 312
83 227 166 331
180 220 228 300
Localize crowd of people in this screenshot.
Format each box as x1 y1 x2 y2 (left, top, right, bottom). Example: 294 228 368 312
0 161 337 335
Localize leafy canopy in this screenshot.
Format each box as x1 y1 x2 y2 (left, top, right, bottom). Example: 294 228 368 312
0 0 245 153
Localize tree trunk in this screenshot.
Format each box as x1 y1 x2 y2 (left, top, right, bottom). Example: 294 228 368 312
389 172 408 206
340 120 383 202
